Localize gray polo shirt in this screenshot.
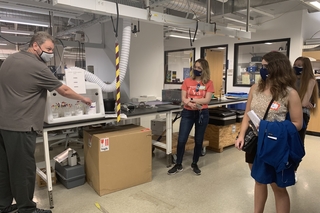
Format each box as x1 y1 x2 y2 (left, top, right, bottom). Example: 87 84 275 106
0 50 62 131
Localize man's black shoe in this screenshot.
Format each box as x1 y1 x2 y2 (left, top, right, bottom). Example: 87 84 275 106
0 204 18 213
30 208 52 213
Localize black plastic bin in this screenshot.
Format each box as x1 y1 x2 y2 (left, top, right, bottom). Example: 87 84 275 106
229 109 245 123
208 108 236 126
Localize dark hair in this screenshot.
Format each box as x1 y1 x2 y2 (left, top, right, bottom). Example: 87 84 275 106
258 51 296 100
29 31 54 47
295 56 319 107
190 58 210 84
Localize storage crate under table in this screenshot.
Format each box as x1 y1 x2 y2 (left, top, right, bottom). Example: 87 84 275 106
204 123 240 153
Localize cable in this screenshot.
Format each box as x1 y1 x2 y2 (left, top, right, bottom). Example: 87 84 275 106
193 20 198 42
189 28 192 47
310 30 320 39
55 38 65 48
0 35 29 46
110 2 119 38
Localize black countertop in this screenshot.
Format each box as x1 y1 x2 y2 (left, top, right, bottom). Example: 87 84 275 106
43 99 247 128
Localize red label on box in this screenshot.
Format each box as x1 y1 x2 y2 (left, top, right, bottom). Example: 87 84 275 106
100 138 109 152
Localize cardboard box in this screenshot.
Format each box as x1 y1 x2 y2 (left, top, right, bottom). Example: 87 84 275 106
36 167 56 187
83 125 152 196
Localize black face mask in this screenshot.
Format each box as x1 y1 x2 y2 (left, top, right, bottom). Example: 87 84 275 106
293 67 303 75
260 67 268 81
193 69 202 76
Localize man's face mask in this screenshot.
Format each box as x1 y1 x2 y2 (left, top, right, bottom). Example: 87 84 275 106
37 43 54 63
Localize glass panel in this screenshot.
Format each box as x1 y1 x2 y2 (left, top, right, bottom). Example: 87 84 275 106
164 48 195 84
233 38 290 86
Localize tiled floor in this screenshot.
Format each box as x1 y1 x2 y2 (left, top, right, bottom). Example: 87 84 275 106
33 135 320 213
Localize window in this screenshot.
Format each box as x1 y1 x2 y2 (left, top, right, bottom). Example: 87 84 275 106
233 38 290 86
164 48 195 84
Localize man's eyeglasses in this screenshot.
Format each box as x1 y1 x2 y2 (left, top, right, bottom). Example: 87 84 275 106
196 83 200 92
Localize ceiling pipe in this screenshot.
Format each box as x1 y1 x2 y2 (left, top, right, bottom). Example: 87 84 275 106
246 0 250 32
206 0 211 23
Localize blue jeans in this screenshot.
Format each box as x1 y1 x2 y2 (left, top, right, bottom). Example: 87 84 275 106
176 108 209 164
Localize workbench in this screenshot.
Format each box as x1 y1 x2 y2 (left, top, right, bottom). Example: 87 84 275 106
38 98 246 208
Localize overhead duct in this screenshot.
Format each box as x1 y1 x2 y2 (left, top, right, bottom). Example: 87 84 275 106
0 9 50 23
53 0 251 39
56 15 110 37
0 0 84 19
150 0 212 16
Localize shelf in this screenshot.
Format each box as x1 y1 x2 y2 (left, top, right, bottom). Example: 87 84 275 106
36 132 79 143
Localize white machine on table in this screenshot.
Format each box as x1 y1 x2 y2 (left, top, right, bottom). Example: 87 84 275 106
44 81 105 124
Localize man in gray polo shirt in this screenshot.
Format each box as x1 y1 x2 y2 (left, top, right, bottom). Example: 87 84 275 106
0 32 92 213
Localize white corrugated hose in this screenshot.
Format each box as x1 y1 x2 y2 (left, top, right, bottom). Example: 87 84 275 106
66 19 131 93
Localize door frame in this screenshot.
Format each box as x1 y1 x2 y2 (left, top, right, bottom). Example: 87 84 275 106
200 44 228 93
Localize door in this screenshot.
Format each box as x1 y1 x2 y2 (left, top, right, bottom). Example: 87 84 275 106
205 49 224 97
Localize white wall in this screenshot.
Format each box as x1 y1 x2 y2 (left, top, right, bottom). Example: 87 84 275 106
129 21 164 99
302 10 320 41
84 19 131 102
164 10 305 94
84 20 164 101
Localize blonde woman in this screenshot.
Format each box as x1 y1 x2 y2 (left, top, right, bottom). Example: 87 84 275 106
167 58 214 175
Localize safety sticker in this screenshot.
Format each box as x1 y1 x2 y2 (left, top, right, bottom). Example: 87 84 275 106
100 138 109 152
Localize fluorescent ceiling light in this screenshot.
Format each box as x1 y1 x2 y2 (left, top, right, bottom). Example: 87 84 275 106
226 24 256 33
0 43 8 46
310 1 320 9
265 42 272 45
305 38 320 45
223 17 252 26
304 1 320 11
1 28 34 36
0 17 49 27
249 7 274 18
303 44 320 49
217 47 225 49
167 33 198 40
